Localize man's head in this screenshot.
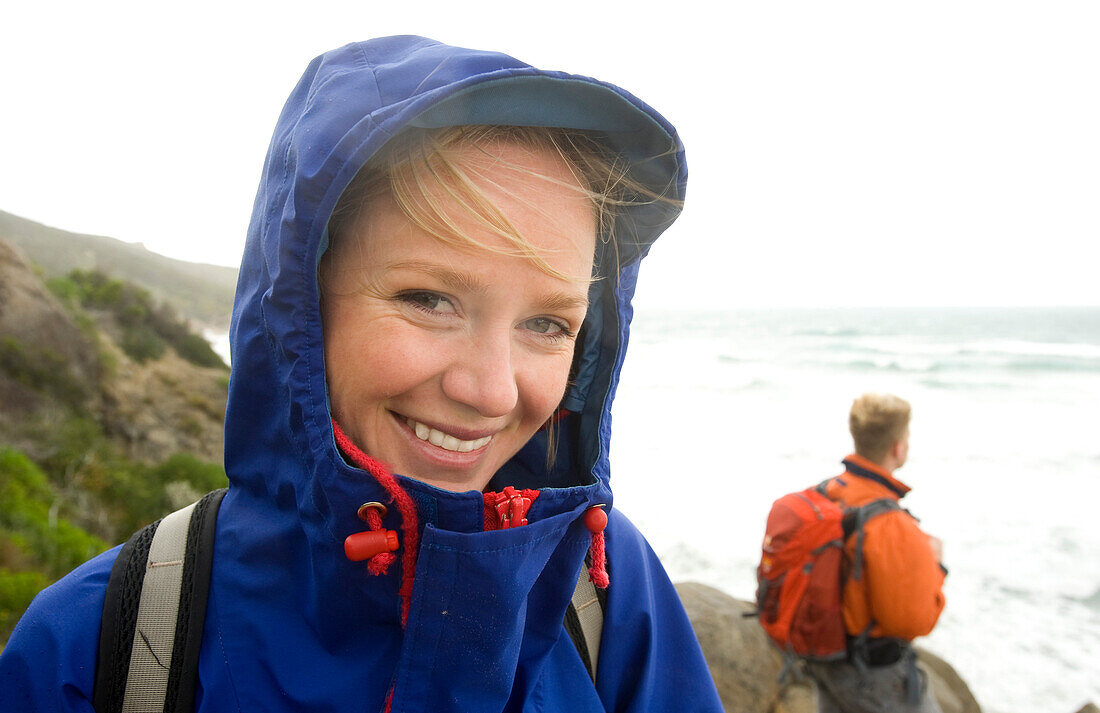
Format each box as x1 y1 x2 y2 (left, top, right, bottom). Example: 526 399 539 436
849 393 911 470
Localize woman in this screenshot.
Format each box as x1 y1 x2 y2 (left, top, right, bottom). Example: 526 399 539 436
0 37 723 712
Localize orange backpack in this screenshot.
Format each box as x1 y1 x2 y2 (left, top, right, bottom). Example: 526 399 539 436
755 483 897 660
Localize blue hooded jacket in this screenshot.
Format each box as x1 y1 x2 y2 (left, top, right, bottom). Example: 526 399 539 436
0 37 723 713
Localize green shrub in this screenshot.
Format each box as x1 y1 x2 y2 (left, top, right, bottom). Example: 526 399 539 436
60 270 227 370
37 417 106 489
173 332 226 369
119 327 167 363
0 338 88 406
46 275 81 303
150 454 229 494
0 568 51 642
0 449 108 576
68 270 126 309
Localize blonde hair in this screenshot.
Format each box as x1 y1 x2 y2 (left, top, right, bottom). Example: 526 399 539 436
849 393 911 463
325 124 671 281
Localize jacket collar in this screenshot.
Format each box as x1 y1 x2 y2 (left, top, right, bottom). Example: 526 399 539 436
841 453 911 499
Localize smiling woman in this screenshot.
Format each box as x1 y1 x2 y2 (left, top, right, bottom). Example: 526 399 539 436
0 36 721 713
321 135 597 493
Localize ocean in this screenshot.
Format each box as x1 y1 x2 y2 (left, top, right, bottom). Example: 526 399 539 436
209 307 1100 712
610 307 1100 713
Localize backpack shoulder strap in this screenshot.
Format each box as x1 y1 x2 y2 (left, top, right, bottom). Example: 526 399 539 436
857 497 901 521
843 497 901 582
564 556 608 683
94 488 227 713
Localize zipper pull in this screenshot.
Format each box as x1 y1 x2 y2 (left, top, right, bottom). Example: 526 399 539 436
493 486 533 528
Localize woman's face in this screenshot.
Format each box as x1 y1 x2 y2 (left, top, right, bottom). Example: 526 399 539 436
322 141 597 493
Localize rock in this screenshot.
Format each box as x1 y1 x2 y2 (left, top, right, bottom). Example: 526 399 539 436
675 582 982 713
675 581 814 712
913 645 981 713
1073 703 1098 713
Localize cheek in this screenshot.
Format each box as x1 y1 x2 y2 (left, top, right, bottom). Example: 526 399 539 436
517 349 575 421
329 325 440 401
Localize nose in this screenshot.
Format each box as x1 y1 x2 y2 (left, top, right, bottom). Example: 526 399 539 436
440 330 519 418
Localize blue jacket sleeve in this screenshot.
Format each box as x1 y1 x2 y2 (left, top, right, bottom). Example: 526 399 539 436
596 511 723 712
0 547 118 713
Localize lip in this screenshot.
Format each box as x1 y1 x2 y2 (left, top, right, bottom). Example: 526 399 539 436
390 411 495 467
396 413 498 443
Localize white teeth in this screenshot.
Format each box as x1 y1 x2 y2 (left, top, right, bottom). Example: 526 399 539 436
406 418 492 453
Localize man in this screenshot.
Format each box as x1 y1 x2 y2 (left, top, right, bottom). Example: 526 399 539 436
810 393 947 713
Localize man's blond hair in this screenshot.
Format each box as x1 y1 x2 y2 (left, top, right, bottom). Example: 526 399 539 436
849 393 911 463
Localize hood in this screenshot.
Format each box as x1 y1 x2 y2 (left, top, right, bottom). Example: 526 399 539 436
0 37 698 713
225 35 685 530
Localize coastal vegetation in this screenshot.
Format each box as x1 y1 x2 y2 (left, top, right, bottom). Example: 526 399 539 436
48 269 226 368
0 235 229 644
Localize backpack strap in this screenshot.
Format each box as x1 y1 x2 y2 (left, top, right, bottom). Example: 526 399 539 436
564 555 608 683
93 488 227 713
844 498 900 582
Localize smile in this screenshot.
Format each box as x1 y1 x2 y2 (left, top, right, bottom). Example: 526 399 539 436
405 418 493 453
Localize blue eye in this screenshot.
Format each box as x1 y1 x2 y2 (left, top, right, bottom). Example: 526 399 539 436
401 291 456 314
523 317 570 337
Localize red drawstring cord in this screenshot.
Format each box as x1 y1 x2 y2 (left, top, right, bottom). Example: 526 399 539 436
333 420 420 626
584 506 609 588
359 504 397 576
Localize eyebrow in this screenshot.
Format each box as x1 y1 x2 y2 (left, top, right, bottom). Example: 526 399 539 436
387 260 590 312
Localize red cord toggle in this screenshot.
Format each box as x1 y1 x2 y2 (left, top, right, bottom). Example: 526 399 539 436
584 505 610 589
344 529 398 562
583 505 607 533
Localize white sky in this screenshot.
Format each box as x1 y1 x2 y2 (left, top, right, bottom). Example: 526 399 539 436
2 1 1097 308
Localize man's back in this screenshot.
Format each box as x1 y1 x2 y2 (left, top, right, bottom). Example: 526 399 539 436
822 455 946 642
808 393 946 713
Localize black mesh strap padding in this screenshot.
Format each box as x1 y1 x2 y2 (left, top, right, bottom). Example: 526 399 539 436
93 519 161 713
164 488 227 713
92 489 228 713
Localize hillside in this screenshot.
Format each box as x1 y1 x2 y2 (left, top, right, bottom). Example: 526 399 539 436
0 238 229 643
0 209 237 330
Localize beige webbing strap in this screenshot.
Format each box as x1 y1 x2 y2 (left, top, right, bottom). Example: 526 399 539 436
572 565 604 679
121 502 196 713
